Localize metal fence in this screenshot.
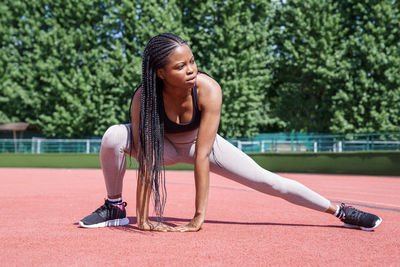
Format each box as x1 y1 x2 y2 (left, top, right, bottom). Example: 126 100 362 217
230 133 400 153
0 138 102 154
1 133 400 154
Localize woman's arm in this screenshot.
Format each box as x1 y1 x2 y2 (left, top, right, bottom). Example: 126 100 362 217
135 168 152 229
131 88 151 229
175 75 222 232
132 88 175 231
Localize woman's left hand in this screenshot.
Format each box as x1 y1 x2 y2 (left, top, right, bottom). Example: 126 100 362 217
174 215 204 232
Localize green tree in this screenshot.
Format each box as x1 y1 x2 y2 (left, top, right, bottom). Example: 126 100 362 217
269 0 348 133
179 0 275 138
330 0 400 133
0 0 133 137
3 0 398 138
269 0 400 134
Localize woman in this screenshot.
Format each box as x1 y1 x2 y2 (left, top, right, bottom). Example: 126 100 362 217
79 33 382 232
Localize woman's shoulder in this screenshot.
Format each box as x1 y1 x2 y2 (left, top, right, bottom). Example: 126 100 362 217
196 72 221 98
131 86 142 113
132 86 142 102
196 72 222 110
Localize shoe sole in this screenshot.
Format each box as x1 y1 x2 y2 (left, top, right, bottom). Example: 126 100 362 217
343 217 382 231
79 217 130 228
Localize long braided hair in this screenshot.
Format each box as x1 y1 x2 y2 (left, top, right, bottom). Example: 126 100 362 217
136 33 187 219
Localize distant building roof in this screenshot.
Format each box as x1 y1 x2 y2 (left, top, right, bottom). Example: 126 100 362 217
0 122 29 131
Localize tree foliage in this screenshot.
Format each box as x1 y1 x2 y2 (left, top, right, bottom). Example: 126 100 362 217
269 0 348 132
269 0 400 134
177 0 274 137
0 0 399 138
0 0 133 137
330 0 400 133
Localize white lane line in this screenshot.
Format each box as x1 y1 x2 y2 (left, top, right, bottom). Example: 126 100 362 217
329 197 400 208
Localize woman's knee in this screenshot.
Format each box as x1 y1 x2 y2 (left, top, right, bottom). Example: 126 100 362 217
101 124 129 150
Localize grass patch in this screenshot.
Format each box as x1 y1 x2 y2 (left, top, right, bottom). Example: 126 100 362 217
249 151 400 176
1 151 399 175
0 153 193 170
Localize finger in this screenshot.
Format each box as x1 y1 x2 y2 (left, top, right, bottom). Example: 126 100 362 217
161 227 177 232
160 225 176 232
165 226 178 232
175 226 197 232
174 225 188 231
152 223 176 232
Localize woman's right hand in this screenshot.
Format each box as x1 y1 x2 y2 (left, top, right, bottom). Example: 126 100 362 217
138 220 176 232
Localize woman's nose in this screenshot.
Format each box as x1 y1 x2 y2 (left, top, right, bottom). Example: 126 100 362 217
187 64 194 74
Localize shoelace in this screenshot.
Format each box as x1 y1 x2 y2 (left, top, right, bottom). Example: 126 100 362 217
93 201 126 216
94 203 109 213
337 203 346 219
340 204 365 224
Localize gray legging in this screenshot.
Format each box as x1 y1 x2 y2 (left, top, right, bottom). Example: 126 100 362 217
100 124 330 212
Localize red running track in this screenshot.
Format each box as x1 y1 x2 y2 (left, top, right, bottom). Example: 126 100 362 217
1 168 399 266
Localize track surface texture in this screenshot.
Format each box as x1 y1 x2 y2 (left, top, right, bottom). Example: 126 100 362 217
1 168 399 266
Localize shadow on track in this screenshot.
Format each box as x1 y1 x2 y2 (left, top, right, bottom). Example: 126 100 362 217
100 216 344 232
73 216 345 233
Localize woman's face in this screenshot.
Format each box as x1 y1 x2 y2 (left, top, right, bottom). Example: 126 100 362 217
157 44 198 90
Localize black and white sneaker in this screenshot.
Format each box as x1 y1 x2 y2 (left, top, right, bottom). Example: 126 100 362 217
337 203 382 231
79 199 129 228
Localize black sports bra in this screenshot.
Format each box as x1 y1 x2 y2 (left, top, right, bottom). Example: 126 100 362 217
161 85 202 133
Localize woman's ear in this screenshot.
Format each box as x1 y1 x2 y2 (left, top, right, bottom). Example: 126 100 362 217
157 68 165 80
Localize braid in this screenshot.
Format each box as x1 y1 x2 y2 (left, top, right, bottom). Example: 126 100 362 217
136 33 186 220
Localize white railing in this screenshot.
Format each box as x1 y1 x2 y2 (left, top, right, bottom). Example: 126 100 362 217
230 139 400 153
0 138 102 154
1 137 400 154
